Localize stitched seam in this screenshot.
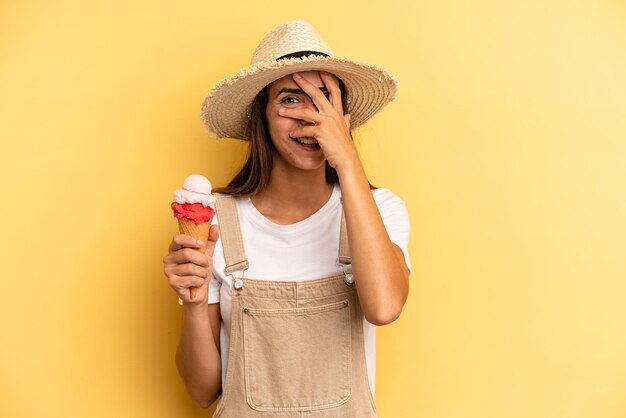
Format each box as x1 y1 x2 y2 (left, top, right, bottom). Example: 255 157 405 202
245 299 348 316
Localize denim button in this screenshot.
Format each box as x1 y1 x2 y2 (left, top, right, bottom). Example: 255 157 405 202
234 279 244 289
344 273 354 285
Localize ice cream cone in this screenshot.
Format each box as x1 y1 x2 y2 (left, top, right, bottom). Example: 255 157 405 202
177 217 211 247
171 174 216 301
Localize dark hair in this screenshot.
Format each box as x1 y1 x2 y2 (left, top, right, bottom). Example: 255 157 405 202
214 77 372 196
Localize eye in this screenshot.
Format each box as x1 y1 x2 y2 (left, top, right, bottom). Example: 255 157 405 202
280 96 300 104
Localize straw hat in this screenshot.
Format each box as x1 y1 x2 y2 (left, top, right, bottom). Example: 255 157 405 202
200 20 399 140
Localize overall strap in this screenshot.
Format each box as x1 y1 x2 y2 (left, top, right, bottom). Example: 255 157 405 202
338 210 351 265
215 193 350 270
214 193 249 274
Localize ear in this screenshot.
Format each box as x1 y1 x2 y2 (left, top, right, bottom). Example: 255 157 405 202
344 113 351 131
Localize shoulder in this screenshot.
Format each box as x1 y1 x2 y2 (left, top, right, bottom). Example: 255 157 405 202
371 187 408 215
371 187 405 204
335 185 409 225
211 193 248 225
369 188 410 233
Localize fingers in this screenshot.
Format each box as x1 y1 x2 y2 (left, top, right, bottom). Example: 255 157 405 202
164 229 218 304
168 274 207 299
208 224 219 244
165 247 209 266
205 224 219 256
168 233 206 252
289 125 317 140
164 232 213 277
173 275 205 288
169 261 209 279
278 107 322 124
292 72 334 113
319 71 343 114
164 261 209 296
163 252 210 285
164 247 211 302
287 112 351 140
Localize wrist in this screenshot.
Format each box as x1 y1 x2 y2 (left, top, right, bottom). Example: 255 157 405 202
183 300 209 315
334 154 363 177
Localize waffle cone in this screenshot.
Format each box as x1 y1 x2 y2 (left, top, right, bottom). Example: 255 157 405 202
177 217 212 250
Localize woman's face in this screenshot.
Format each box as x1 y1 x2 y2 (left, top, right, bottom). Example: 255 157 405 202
265 71 331 172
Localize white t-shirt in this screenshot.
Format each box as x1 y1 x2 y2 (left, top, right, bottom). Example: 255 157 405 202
207 184 411 396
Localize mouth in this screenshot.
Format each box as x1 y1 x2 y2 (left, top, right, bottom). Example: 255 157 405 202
291 136 321 151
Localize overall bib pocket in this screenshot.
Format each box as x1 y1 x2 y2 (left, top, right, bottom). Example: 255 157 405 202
242 299 352 412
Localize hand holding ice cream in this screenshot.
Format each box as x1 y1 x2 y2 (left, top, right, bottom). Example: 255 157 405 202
170 174 216 301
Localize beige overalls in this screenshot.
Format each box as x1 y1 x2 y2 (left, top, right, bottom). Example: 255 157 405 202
212 195 379 418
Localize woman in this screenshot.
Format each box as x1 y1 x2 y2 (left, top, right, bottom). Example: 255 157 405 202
163 20 411 417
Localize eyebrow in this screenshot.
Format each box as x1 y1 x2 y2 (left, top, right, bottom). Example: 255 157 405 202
275 87 329 97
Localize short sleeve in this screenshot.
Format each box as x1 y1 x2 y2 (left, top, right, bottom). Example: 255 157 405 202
207 274 221 304
372 188 412 275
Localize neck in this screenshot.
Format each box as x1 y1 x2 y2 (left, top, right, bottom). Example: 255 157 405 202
251 161 334 225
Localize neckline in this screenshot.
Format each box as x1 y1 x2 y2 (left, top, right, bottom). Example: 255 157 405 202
244 183 340 232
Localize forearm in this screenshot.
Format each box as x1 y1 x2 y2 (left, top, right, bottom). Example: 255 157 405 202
176 304 222 407
337 160 409 325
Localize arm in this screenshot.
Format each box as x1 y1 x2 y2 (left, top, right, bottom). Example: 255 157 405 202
176 302 222 407
284 72 410 325
337 163 410 325
163 227 223 406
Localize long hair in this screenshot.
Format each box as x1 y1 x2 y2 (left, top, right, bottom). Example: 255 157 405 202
214 78 372 196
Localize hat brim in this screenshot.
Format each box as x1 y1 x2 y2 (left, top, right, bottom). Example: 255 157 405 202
200 55 398 140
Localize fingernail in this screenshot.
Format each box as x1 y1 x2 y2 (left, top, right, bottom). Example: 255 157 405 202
278 108 285 114
293 73 301 79
197 240 204 246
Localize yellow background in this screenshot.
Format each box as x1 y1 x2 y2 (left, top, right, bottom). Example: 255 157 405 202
1 0 626 417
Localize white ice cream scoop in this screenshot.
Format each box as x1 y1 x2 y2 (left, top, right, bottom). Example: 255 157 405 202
173 174 216 207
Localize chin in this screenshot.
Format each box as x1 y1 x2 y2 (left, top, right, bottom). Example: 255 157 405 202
278 154 326 172
292 159 326 171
